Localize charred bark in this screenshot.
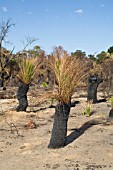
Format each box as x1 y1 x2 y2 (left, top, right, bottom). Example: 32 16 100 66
0 79 3 88
0 69 5 88
0 68 11 89
16 82 29 112
48 103 70 149
109 109 113 118
87 74 103 103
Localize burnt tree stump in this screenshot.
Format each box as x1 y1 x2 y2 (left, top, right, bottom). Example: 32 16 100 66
87 74 103 103
48 103 70 149
109 109 113 118
16 82 29 112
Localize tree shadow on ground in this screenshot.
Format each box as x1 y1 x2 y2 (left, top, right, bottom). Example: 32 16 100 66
97 99 107 103
27 104 55 113
28 101 79 112
65 119 104 146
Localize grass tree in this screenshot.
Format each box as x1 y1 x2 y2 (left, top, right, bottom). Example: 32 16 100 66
16 56 41 111
48 47 90 149
87 62 103 103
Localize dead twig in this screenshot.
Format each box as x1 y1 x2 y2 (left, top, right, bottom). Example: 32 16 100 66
0 106 23 137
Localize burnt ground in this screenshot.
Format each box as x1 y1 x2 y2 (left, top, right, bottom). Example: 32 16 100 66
0 88 113 170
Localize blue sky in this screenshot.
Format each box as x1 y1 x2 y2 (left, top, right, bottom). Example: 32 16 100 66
0 0 113 55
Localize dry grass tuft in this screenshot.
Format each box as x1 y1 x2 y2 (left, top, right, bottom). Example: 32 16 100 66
17 56 42 85
48 47 90 104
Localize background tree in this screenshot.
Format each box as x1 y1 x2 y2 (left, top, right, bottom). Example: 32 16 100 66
0 19 15 89
71 50 86 59
108 46 113 54
88 54 97 62
96 51 110 64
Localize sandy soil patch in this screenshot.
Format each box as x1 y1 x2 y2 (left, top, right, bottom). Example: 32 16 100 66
0 91 113 170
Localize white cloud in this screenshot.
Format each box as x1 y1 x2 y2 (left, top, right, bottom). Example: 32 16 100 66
100 4 105 7
28 11 32 15
46 9 49 13
2 6 8 12
55 16 59 19
74 9 84 14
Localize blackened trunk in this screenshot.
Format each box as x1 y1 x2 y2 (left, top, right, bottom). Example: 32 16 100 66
87 74 103 103
16 82 29 112
0 79 3 88
48 103 70 149
0 68 11 89
109 109 113 118
0 69 5 88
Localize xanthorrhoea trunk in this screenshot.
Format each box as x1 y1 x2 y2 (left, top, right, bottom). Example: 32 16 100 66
0 69 5 88
0 79 3 88
87 75 103 103
0 66 11 90
109 109 113 118
16 82 29 112
48 102 70 149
